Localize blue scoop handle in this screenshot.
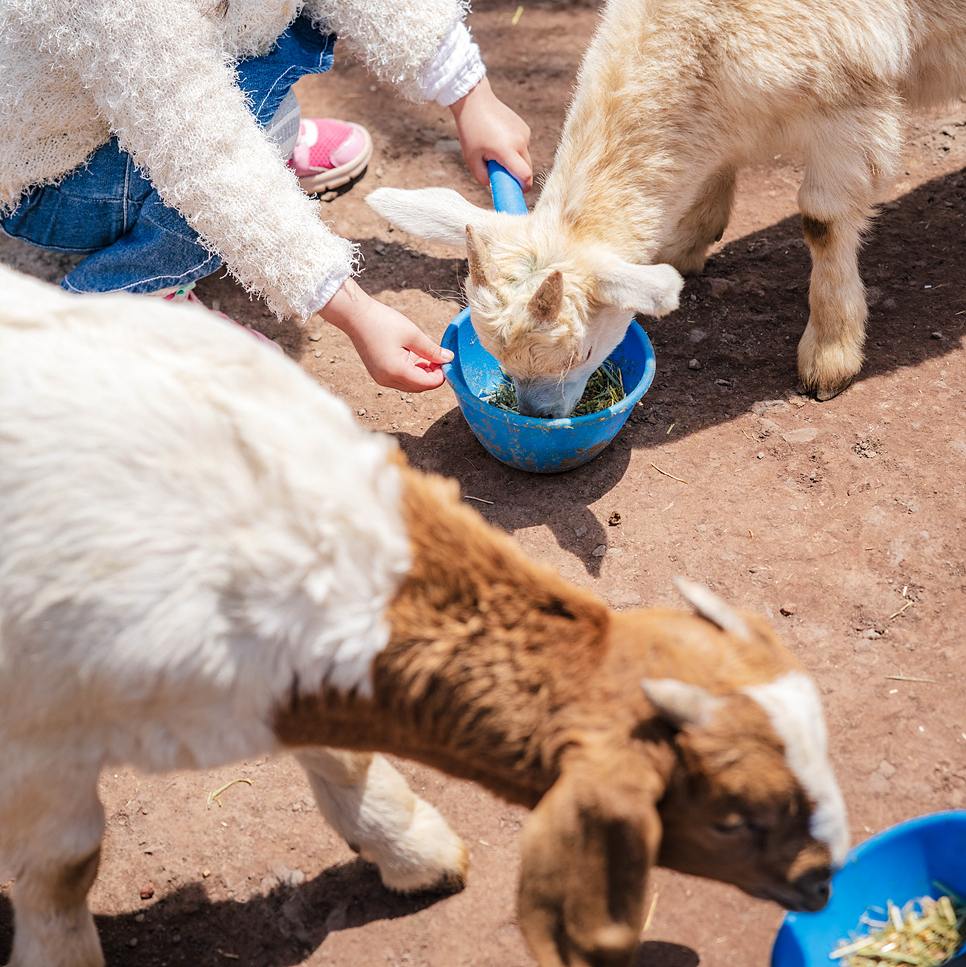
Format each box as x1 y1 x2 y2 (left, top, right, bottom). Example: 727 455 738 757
487 160 528 215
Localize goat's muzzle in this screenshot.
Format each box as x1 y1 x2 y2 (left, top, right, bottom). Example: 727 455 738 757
786 867 833 912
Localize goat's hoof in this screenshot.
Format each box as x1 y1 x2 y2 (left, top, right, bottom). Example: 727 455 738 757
393 863 468 898
375 834 470 897
797 376 854 401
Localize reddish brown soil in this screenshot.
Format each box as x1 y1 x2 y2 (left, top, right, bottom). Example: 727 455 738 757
1 2 965 965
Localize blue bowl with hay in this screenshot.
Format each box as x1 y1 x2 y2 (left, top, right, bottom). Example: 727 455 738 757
441 307 655 474
440 162 657 474
771 811 966 967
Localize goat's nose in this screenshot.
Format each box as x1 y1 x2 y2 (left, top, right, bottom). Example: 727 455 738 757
517 399 554 419
794 868 832 912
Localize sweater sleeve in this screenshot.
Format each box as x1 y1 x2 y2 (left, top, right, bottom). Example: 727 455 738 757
44 0 357 319
303 0 484 104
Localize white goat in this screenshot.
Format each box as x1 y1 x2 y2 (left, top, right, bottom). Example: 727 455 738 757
0 266 848 967
368 0 966 414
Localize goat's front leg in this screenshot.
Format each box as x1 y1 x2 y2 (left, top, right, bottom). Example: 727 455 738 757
295 748 469 893
796 116 898 399
659 164 738 275
1 764 105 967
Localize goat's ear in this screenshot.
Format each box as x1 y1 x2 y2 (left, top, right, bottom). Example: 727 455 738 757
673 576 750 638
595 258 683 317
641 678 723 729
366 186 495 246
518 748 662 967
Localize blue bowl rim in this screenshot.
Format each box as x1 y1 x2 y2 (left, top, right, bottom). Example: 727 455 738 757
441 306 656 429
838 809 966 868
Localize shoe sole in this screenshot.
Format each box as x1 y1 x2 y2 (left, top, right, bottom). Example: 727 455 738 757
296 124 374 194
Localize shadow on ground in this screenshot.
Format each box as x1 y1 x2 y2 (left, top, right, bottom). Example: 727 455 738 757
0 859 455 967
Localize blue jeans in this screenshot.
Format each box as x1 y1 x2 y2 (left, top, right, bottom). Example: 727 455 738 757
0 16 335 294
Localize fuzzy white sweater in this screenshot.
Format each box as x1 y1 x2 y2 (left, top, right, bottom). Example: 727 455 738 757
0 0 485 317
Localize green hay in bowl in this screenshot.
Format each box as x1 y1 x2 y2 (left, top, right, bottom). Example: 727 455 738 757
485 359 625 418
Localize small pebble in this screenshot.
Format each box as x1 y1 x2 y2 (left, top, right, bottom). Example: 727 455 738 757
357 408 367 417
931 331 943 339
877 759 897 779
139 882 155 900
592 545 607 557
688 358 702 370
780 603 797 616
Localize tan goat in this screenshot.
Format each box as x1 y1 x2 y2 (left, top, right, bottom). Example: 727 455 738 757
0 266 847 967
368 0 966 414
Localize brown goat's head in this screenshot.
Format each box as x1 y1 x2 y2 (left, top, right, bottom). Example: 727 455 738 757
516 580 848 967
366 186 682 418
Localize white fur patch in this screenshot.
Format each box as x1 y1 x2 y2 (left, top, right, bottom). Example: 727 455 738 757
743 672 850 866
0 268 409 773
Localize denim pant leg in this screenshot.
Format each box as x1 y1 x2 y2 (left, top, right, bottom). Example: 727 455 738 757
0 16 336 295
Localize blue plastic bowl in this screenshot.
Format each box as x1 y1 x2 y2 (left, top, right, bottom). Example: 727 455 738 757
771 811 966 967
441 307 656 474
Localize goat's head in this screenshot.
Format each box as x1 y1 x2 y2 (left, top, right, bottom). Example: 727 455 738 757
516 579 848 967
366 186 682 418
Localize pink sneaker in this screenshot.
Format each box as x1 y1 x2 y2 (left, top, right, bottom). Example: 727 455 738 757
163 284 282 352
287 118 373 194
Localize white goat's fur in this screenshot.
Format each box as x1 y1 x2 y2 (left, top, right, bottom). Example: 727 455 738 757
368 0 966 412
744 672 850 863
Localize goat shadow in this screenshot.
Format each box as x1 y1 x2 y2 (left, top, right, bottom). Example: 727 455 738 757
0 858 454 967
0 881 709 967
634 941 701 967
0 877 703 966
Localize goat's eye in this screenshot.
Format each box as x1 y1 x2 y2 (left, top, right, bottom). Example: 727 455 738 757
713 814 747 834
584 348 593 362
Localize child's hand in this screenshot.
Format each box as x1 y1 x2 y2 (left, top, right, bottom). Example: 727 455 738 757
320 279 454 392
450 76 533 192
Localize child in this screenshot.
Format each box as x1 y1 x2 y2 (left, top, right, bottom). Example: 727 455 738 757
0 0 532 392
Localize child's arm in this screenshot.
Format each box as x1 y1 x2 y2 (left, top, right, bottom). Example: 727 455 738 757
319 279 453 392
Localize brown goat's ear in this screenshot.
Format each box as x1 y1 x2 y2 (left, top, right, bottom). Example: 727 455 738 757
465 225 496 289
518 748 662 967
673 576 750 638
641 677 723 729
527 270 564 325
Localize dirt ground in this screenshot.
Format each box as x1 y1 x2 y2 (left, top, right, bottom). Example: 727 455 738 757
1 1 965 965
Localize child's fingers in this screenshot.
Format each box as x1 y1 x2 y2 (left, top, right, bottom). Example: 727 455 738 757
405 363 447 391
406 331 454 366
499 150 533 193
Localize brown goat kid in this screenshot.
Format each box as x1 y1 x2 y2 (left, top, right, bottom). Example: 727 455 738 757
369 0 966 414
276 464 850 967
